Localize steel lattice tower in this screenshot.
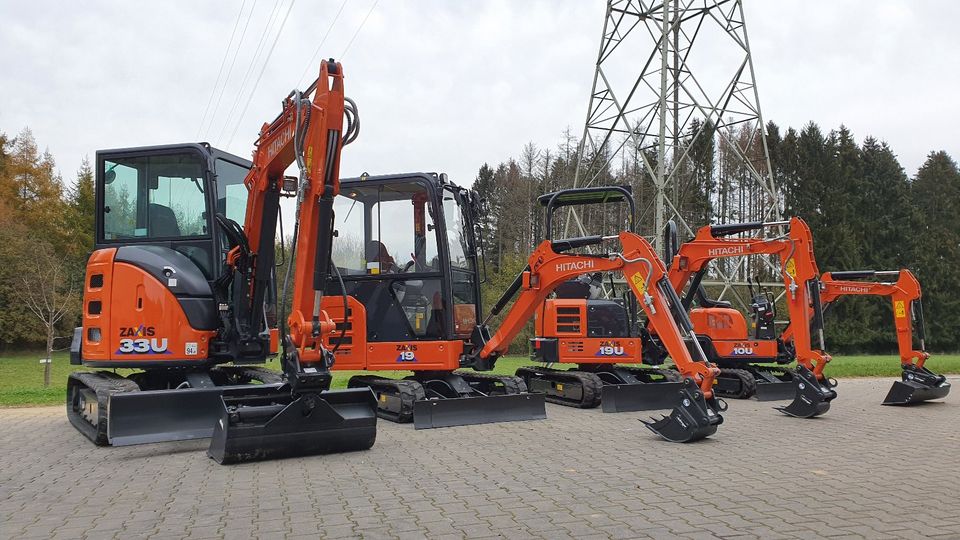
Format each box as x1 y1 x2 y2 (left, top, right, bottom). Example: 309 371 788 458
572 0 782 303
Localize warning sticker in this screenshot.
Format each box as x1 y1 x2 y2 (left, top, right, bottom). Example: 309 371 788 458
630 272 647 293
894 300 907 319
785 258 797 279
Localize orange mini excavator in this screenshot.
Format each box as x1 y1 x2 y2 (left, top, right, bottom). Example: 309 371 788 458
319 181 725 442
661 217 838 418
518 187 684 411
66 60 377 463
782 269 950 405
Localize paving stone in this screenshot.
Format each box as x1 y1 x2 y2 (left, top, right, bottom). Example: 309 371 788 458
0 377 958 539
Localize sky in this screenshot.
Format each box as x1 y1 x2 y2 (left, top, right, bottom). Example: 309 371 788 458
1 0 958 201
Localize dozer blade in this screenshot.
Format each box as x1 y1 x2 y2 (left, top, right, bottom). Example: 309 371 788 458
108 385 247 446
641 378 723 443
412 393 546 429
774 366 837 418
753 381 798 402
601 381 687 412
208 386 378 464
882 367 951 405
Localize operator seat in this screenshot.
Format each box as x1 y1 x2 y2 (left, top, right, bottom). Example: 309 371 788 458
148 203 181 237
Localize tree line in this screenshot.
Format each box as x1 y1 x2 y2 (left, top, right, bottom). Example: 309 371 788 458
472 121 960 354
1 120 958 356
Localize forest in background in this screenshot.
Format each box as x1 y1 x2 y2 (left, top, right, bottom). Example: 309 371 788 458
0 120 958 355
471 121 960 354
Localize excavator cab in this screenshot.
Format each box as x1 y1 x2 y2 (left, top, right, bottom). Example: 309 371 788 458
320 173 545 429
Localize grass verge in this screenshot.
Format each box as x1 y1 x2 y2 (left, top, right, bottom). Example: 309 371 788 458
2 352 957 407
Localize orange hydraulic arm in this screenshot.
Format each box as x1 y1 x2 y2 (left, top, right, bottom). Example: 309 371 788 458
666 217 832 378
231 60 357 368
470 232 721 398
783 269 928 368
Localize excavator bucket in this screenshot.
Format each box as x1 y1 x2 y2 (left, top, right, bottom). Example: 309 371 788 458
641 378 723 443
882 366 951 405
774 366 837 418
412 393 546 429
208 386 378 464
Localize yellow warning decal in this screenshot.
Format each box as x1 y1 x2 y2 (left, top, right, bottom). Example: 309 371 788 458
379 394 387 403
894 300 907 319
630 272 647 293
785 258 797 279
556 383 564 392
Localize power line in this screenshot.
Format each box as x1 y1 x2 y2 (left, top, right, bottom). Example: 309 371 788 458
215 0 286 145
226 0 299 148
296 0 348 88
196 0 248 139
202 0 260 141
340 0 379 61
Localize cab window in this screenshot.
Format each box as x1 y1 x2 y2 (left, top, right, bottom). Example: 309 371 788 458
101 153 208 240
215 158 250 224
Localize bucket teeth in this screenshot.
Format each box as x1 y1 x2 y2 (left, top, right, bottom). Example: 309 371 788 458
882 366 951 405
774 366 837 418
641 378 723 443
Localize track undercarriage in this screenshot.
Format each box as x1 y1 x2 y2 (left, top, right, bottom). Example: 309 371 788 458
348 371 546 429
67 366 285 446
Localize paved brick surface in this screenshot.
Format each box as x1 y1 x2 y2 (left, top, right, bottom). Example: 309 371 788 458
1 376 958 539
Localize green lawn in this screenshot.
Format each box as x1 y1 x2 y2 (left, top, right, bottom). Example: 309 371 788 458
2 351 958 407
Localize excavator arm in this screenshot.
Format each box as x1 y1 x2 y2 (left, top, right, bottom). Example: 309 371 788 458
819 270 926 366
231 59 358 375
782 269 949 405
208 60 377 463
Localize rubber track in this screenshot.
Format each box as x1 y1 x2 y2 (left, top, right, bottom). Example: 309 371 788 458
516 366 602 408
349 375 425 423
620 365 683 383
758 366 795 382
67 371 140 446
715 368 757 399
454 370 528 394
210 365 286 385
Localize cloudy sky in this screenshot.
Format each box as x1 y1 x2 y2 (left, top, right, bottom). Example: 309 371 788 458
1 0 957 195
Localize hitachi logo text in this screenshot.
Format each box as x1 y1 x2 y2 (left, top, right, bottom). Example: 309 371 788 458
839 286 870 293
267 125 295 160
707 246 745 257
556 260 595 273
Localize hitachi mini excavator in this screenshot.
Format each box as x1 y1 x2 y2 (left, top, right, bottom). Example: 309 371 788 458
518 187 686 412
67 60 378 463
319 181 725 442
660 217 838 418
782 269 950 405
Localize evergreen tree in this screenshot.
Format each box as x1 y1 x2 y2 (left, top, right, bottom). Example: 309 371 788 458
68 157 96 258
910 151 960 350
